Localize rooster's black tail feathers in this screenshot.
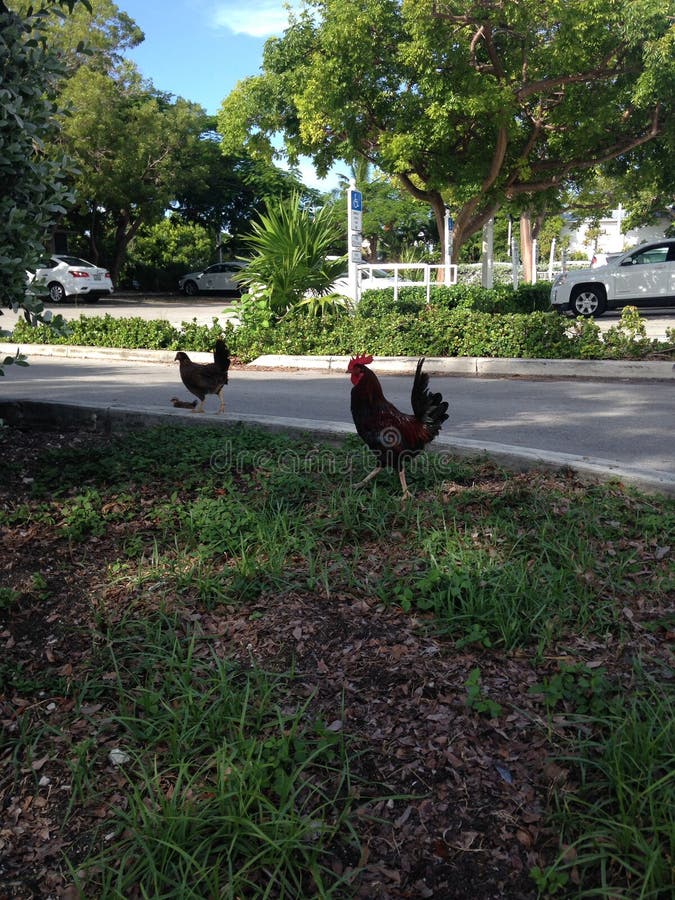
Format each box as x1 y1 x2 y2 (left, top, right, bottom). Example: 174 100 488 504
214 340 231 381
411 358 449 437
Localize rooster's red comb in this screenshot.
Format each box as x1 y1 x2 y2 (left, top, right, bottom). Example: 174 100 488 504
348 354 374 370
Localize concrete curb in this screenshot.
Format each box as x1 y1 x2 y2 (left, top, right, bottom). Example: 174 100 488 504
249 354 675 380
2 399 673 498
4 344 674 379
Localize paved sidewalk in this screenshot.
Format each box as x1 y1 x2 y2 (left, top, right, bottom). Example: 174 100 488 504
2 346 674 496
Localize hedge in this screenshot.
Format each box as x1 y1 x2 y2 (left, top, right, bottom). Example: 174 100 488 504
4 287 672 363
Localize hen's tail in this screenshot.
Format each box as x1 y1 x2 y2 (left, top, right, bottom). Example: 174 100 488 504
410 358 449 438
214 339 231 379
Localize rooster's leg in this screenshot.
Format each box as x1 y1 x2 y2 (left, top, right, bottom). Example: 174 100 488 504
398 468 412 501
353 465 381 489
194 399 205 414
216 389 225 413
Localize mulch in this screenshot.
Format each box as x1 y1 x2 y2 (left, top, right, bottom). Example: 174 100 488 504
1 426 669 899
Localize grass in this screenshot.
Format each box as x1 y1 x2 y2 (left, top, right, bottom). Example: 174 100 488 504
1 422 673 897
71 613 359 898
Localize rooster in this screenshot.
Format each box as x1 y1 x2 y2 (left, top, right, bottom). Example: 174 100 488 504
348 354 449 499
174 339 230 413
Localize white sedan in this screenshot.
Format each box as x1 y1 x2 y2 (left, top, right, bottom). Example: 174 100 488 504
178 262 245 296
27 254 114 303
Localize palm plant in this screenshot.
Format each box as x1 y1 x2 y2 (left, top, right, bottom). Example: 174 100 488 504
238 192 347 315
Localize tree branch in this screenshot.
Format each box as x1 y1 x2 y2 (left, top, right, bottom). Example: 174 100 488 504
507 107 662 196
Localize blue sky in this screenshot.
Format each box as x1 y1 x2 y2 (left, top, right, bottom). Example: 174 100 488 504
119 0 340 190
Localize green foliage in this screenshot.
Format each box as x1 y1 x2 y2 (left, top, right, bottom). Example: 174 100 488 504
9 312 227 352
240 192 347 313
57 67 214 282
61 488 106 542
464 668 502 718
0 0 89 336
547 677 675 896
70 613 357 898
5 290 672 364
357 283 552 317
218 0 671 256
121 218 213 291
4 424 674 897
0 587 21 611
530 664 617 718
600 304 658 359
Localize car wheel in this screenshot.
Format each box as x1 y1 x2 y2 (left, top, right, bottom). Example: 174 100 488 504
569 286 607 317
183 280 199 297
48 282 66 303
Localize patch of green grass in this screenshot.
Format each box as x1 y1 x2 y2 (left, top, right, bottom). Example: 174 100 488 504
542 674 674 897
71 613 360 898
6 424 674 898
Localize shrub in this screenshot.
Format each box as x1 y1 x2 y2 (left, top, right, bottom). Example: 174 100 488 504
10 314 228 353
357 282 552 317
5 289 672 364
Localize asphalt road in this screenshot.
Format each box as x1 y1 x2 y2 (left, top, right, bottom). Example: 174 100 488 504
2 355 674 492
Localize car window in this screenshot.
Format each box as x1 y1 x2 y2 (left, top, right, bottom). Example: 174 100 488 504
37 258 56 269
632 247 668 265
57 256 96 267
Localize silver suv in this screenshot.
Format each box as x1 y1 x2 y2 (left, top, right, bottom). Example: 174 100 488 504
551 239 675 317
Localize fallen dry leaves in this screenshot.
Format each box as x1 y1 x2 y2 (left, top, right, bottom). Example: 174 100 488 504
1 426 672 899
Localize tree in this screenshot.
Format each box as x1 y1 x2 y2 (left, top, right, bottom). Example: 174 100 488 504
0 0 89 346
55 67 214 283
121 217 213 291
217 0 672 263
170 135 313 258
6 0 143 73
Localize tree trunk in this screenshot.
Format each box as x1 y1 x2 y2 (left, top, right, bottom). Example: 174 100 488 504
109 212 143 285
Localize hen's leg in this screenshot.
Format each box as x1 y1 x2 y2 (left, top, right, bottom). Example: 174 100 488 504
398 468 412 501
353 465 381 489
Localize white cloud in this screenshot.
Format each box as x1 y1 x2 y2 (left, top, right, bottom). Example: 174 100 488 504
210 2 296 38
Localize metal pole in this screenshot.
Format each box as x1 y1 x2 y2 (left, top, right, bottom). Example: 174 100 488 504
481 218 494 289
548 238 556 280
532 238 538 283
347 179 362 302
511 237 520 288
443 208 453 285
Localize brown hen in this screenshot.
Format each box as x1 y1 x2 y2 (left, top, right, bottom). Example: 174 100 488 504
174 339 230 413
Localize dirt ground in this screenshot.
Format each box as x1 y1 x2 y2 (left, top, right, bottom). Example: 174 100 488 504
1 426 671 899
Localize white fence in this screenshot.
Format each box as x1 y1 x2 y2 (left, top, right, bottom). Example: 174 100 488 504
356 263 458 302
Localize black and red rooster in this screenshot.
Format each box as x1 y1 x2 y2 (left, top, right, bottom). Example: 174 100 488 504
348 354 449 499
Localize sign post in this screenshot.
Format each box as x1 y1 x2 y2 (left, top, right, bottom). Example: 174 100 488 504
481 217 494 289
443 207 453 285
347 180 362 300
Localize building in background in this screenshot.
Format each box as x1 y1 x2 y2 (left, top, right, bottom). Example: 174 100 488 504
562 205 670 260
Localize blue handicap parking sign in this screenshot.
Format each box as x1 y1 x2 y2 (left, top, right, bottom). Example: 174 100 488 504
351 190 362 212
